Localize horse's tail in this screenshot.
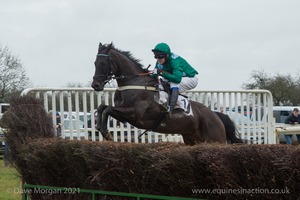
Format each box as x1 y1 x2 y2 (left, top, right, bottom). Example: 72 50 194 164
215 112 243 144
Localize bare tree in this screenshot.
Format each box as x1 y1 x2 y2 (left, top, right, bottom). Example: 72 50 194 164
243 70 300 106
0 45 31 102
65 82 85 88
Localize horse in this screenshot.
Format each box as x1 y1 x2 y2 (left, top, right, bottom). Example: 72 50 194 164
91 42 242 145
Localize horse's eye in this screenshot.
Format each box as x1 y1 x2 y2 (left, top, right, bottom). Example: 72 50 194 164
99 61 106 66
94 60 105 66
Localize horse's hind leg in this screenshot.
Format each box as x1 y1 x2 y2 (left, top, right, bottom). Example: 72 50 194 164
182 133 201 145
182 136 195 145
97 105 137 141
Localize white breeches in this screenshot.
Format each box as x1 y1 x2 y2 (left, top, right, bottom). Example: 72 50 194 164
159 75 198 93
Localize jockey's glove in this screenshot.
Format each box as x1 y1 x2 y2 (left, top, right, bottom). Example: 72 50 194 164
152 68 158 75
152 68 163 75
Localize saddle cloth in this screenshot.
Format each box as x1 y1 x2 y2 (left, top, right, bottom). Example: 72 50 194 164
158 91 190 112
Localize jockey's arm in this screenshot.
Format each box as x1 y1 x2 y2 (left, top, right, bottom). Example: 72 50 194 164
160 68 183 84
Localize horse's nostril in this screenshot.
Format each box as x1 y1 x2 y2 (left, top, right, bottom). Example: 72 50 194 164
91 81 103 91
91 82 98 89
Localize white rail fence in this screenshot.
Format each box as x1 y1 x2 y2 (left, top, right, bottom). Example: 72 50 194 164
275 124 300 144
21 88 275 144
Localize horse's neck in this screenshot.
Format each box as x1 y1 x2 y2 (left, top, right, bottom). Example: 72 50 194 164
111 51 155 86
111 51 144 75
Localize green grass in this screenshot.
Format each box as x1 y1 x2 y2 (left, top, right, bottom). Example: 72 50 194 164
0 155 22 200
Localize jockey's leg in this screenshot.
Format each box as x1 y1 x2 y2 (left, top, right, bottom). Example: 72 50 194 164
178 75 198 93
168 86 179 112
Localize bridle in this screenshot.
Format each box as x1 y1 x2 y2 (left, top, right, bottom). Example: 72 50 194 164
93 53 115 84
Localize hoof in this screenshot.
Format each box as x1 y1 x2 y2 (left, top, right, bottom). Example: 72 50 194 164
101 130 113 141
96 125 101 130
159 104 169 113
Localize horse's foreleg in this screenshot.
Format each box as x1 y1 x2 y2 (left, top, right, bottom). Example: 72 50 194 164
96 105 113 141
96 104 108 130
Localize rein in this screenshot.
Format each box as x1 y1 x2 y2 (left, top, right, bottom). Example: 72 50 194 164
114 72 152 80
96 53 157 91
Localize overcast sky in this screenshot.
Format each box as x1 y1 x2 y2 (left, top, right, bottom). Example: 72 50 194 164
1 0 299 90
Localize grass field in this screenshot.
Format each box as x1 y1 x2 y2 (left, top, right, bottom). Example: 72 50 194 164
0 155 22 200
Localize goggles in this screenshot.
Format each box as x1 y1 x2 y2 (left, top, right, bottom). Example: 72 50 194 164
154 54 166 59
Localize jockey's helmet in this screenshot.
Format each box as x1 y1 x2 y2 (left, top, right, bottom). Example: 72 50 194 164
152 43 171 55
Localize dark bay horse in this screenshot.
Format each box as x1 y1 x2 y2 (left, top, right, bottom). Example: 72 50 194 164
92 43 241 145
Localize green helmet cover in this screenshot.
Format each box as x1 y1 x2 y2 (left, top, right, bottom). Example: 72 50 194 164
152 43 171 54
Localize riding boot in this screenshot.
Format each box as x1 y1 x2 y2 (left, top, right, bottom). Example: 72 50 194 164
168 88 179 112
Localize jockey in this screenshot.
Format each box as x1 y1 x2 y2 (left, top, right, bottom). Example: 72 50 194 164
151 42 199 112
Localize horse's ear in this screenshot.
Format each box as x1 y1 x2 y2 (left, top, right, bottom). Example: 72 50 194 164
98 42 103 52
104 42 113 54
107 42 113 50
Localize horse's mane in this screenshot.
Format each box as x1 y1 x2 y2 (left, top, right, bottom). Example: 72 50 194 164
102 43 149 73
